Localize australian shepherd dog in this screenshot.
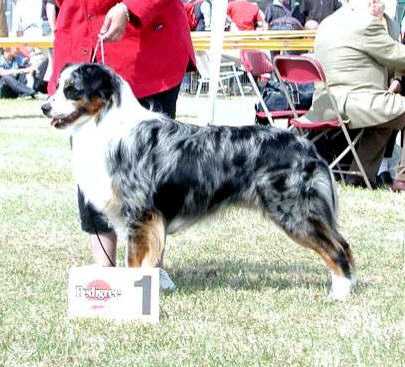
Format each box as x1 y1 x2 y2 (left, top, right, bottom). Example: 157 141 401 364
42 63 355 300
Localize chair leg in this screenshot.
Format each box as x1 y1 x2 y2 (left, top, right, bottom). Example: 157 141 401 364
232 66 244 97
246 72 274 126
196 80 203 98
329 130 362 169
335 163 347 183
219 79 227 96
341 127 372 190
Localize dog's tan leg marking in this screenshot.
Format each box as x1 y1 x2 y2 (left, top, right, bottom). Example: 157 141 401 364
285 224 354 300
127 212 166 268
288 233 348 277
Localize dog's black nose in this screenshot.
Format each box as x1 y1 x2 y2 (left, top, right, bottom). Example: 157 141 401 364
41 103 51 116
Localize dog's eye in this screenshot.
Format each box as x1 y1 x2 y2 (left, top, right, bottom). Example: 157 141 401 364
64 85 82 100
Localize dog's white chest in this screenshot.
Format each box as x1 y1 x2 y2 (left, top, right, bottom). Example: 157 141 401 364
71 125 113 212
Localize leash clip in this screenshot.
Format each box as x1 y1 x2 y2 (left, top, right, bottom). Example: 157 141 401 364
91 36 105 64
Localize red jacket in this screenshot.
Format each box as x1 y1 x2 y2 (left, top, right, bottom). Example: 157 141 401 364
227 1 262 31
49 0 195 98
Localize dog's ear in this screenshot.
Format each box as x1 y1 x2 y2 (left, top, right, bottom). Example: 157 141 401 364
78 64 121 105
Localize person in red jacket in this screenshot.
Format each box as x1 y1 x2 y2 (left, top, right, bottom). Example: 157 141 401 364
50 0 195 267
227 0 266 31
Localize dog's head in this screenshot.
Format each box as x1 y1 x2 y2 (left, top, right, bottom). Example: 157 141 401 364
42 63 121 129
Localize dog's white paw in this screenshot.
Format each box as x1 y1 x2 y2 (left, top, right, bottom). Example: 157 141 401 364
328 273 353 301
160 269 176 291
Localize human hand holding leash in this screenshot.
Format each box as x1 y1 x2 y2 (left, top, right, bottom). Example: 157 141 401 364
99 3 130 41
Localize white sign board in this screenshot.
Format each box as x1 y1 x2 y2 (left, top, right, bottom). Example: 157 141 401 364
68 266 160 323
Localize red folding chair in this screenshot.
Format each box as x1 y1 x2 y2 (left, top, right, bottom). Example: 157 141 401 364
240 50 307 126
273 55 372 189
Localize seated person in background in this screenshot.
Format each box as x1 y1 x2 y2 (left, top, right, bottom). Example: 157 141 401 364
302 0 405 191
0 48 36 98
227 0 266 31
197 0 212 31
299 0 341 27
29 48 49 94
183 0 211 31
265 0 304 30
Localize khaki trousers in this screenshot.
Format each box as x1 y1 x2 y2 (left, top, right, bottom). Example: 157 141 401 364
350 114 405 182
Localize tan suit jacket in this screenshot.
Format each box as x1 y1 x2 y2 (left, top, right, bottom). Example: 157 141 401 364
304 6 405 129
0 0 7 37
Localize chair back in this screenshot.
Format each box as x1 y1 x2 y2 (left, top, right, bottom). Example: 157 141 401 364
272 58 371 188
273 55 326 84
240 50 273 77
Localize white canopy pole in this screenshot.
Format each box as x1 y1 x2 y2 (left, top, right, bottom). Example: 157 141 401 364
207 0 227 125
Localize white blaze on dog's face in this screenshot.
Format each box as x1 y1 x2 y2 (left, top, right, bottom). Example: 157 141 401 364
41 63 121 129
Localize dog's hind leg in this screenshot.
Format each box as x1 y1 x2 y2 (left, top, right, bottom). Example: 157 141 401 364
126 211 175 290
285 220 355 300
259 195 354 299
258 158 355 299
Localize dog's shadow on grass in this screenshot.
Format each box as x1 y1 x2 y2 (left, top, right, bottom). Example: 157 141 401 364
166 259 330 295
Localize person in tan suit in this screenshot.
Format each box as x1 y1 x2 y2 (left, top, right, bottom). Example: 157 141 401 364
0 0 8 37
303 0 405 191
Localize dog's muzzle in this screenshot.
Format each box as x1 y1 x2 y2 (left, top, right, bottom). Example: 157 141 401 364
42 102 86 129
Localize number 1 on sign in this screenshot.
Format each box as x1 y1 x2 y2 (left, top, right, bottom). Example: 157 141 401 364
134 275 152 315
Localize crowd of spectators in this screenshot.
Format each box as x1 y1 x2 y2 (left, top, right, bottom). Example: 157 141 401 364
0 0 57 98
183 0 343 31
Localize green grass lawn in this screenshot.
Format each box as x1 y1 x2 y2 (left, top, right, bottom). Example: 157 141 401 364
0 99 404 366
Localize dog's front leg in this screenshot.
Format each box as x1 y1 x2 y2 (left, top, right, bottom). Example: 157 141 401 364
126 211 165 267
126 212 175 290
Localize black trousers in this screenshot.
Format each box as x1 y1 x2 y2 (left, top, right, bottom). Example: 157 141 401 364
0 75 35 98
138 84 180 119
78 84 181 234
